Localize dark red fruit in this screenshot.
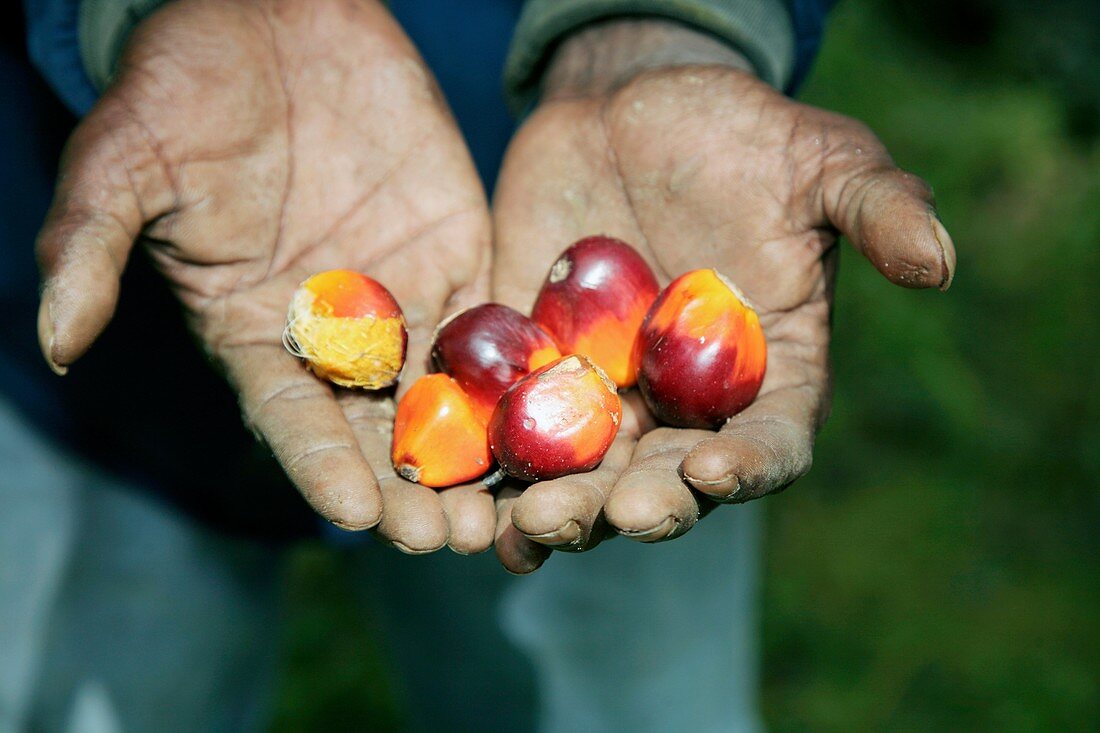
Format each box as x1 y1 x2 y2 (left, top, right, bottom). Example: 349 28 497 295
488 355 622 482
431 303 561 417
636 269 767 429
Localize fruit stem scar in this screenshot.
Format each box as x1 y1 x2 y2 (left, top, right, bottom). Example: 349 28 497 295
397 464 421 483
548 257 572 283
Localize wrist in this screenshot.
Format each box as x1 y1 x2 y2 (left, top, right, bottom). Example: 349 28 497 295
503 0 795 114
541 17 754 100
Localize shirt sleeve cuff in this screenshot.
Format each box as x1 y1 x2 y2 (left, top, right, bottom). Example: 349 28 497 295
504 0 795 115
78 0 168 92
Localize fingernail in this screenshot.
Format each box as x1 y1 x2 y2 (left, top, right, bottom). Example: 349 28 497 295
503 565 539 577
679 457 742 500
36 297 67 376
618 515 679 542
390 540 441 556
683 472 742 501
930 214 956 291
498 533 551 574
502 549 550 575
523 519 582 547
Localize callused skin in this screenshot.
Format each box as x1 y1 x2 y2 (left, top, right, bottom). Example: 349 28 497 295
531 236 660 388
636 269 766 429
284 270 408 390
392 374 492 488
489 355 623 482
431 303 561 417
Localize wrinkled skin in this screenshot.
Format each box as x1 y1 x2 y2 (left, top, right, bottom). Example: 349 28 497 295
37 8 957 568
491 24 957 572
35 0 498 554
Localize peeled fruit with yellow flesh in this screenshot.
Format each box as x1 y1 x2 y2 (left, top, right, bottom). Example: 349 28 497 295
284 270 407 389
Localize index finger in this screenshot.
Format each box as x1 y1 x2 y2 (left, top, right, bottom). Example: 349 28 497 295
226 343 383 530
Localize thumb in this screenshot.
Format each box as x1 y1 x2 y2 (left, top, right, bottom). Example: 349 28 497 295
823 145 956 291
36 97 173 374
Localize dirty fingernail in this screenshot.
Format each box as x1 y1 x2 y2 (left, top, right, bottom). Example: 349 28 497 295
523 519 582 547
683 471 742 501
617 515 679 542
37 297 67 376
930 214 956 291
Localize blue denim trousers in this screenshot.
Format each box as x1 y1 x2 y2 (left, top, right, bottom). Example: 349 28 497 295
0 395 764 733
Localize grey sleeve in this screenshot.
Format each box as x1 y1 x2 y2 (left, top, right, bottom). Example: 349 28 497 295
79 0 169 91
504 0 795 113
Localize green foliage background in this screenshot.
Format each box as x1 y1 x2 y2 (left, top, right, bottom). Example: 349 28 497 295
273 1 1100 730
764 0 1100 728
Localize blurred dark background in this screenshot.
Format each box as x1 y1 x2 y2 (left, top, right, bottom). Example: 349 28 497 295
272 0 1100 730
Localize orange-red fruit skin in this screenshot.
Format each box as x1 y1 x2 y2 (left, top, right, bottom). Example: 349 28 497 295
391 374 491 488
431 303 561 415
488 355 622 482
284 270 407 389
531 236 659 388
636 269 767 429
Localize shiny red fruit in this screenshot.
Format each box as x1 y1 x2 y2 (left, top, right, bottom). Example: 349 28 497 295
636 269 767 429
431 303 561 416
531 235 659 388
488 355 622 482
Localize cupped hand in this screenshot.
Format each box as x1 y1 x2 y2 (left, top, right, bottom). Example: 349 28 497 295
491 20 956 573
35 0 495 554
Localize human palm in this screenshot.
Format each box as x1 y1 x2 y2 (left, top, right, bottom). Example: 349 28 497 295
36 0 495 552
492 64 956 571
